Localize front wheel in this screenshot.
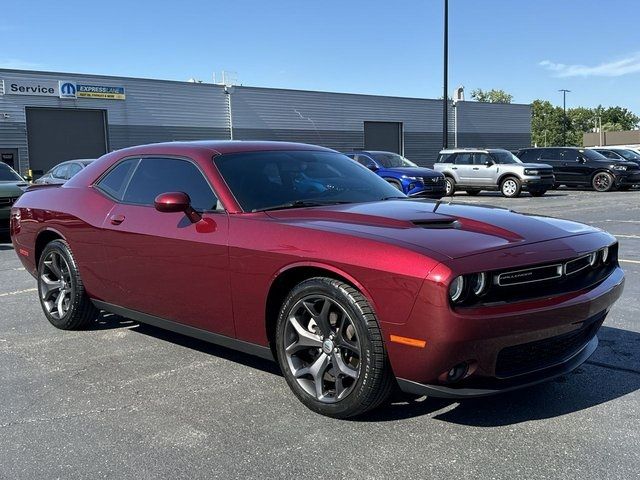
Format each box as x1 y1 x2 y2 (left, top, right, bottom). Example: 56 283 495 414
37 239 98 329
592 172 615 192
386 179 403 192
500 177 522 198
444 177 456 196
276 277 393 418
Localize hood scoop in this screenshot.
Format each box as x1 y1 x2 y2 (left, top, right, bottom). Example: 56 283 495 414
411 218 460 229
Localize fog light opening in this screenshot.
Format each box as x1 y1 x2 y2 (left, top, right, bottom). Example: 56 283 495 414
446 362 469 383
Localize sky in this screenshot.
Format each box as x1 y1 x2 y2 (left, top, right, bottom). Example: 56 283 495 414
2 0 640 113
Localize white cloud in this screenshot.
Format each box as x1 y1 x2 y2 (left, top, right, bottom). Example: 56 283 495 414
0 59 41 70
539 52 640 77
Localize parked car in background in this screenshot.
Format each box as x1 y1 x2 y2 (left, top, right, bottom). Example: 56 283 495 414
35 159 95 185
591 147 640 167
434 148 554 197
343 150 445 198
516 147 640 192
10 141 624 418
0 162 28 233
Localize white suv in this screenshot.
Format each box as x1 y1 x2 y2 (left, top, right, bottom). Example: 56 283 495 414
434 148 555 198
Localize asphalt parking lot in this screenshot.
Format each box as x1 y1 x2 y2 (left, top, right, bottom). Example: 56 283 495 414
1 188 638 480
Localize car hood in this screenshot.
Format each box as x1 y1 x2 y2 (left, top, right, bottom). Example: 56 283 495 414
379 167 442 177
265 200 598 259
0 181 28 196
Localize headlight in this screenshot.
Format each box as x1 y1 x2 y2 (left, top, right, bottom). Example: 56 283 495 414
470 272 488 296
610 165 627 171
588 251 598 267
402 175 421 182
600 246 609 263
449 276 465 303
524 169 540 175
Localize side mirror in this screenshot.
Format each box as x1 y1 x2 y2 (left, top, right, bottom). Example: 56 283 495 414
367 164 378 171
23 175 32 182
576 157 586 164
154 191 201 223
484 160 493 166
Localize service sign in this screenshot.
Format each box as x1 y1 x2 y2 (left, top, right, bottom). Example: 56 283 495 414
59 81 77 99
76 84 125 100
4 78 59 97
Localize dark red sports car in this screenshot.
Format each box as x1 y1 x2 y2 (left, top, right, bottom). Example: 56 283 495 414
10 141 624 418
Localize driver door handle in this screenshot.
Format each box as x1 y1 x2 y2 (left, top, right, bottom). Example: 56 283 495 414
109 214 125 225
472 167 480 170
451 167 458 170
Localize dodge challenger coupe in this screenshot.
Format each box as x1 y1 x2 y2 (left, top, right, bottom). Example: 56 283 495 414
10 141 624 418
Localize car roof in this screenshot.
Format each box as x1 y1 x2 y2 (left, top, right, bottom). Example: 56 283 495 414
114 140 334 157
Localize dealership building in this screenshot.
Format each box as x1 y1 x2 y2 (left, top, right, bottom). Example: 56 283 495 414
0 68 531 176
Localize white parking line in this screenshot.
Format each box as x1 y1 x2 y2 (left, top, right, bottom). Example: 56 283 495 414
620 259 640 265
615 234 640 239
0 288 37 297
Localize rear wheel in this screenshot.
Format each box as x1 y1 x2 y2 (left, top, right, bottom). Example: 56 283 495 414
500 176 522 198
276 277 393 418
444 177 456 196
592 172 615 192
37 239 98 330
465 189 481 196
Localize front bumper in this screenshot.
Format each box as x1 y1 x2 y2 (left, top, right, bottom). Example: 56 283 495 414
389 266 624 398
407 184 446 198
616 171 640 186
522 175 555 189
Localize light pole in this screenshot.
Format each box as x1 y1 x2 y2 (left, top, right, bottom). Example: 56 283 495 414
559 89 570 145
442 0 449 149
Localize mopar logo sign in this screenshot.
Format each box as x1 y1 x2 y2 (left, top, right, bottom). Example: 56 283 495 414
59 81 77 99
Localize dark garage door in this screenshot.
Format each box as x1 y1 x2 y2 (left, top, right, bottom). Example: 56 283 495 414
26 107 108 175
364 121 403 154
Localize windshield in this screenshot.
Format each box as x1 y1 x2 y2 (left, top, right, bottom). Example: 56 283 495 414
0 163 23 182
370 152 418 168
214 150 406 212
617 149 640 161
582 149 610 161
490 150 522 164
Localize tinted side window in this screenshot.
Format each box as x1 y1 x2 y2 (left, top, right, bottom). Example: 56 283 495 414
52 165 68 179
540 149 560 161
438 153 454 163
96 158 139 200
560 149 579 161
473 153 491 165
356 155 376 168
598 150 620 159
123 158 218 211
455 153 473 165
66 163 82 179
517 150 536 162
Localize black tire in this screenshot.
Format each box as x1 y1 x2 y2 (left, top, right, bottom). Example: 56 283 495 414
550 184 559 190
618 185 632 191
465 189 481 196
592 171 615 192
386 179 403 192
529 189 547 197
500 176 522 198
444 177 456 196
37 239 98 330
275 277 394 419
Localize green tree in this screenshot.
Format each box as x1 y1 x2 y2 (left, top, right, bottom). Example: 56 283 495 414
470 88 513 103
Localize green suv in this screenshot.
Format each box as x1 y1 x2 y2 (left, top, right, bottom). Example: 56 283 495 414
0 163 28 234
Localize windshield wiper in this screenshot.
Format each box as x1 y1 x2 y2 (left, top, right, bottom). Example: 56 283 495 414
253 200 351 212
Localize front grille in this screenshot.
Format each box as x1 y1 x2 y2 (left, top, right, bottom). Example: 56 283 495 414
495 311 605 378
423 176 444 184
0 197 19 206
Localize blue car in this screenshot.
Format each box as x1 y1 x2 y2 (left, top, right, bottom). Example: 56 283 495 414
343 150 446 198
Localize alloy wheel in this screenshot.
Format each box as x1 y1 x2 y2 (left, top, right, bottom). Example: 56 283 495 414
39 251 73 320
445 178 454 195
593 173 612 192
502 179 518 196
283 295 361 403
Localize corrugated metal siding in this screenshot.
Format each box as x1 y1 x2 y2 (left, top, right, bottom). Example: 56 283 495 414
1 69 531 173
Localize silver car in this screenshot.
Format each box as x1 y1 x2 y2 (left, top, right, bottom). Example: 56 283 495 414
34 159 95 185
434 148 555 198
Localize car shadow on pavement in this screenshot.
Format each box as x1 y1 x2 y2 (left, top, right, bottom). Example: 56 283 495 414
357 326 640 425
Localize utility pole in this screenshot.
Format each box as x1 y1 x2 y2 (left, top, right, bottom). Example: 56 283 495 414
442 0 449 148
559 89 570 145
